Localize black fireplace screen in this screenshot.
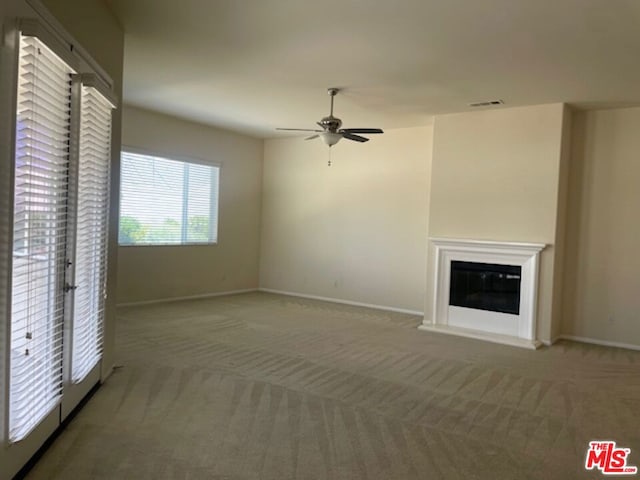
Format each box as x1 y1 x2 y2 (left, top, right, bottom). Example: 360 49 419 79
449 261 521 315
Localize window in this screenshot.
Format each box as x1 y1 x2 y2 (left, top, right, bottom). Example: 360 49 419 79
119 151 220 245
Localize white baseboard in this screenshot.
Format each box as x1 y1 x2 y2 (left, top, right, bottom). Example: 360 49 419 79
258 288 424 316
556 334 640 352
509 335 640 351
116 288 259 307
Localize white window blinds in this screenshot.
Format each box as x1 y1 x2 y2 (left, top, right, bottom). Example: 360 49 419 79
10 35 74 441
119 152 220 245
70 83 113 383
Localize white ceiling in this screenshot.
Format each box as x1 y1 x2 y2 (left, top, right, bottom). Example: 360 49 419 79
105 0 640 138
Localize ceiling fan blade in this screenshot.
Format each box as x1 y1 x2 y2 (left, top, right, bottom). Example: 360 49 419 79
276 128 323 132
341 128 384 134
342 132 369 143
305 135 319 140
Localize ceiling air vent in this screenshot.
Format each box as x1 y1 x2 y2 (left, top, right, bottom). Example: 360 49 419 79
469 100 504 107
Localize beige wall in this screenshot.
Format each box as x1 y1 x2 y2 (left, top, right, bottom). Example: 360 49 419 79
116 106 263 304
563 107 640 345
549 106 573 341
426 104 567 342
260 126 433 313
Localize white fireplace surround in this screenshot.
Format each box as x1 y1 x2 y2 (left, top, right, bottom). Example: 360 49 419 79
419 237 546 349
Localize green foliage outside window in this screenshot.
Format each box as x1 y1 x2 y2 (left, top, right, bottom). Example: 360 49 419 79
119 215 210 245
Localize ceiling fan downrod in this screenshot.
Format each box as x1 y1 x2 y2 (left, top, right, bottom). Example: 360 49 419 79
328 87 338 117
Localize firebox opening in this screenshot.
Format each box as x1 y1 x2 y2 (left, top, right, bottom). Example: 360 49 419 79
449 261 521 315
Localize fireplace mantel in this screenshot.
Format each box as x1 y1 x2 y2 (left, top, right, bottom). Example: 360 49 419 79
419 237 546 349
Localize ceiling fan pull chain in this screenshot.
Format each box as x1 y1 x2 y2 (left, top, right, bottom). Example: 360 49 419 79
328 149 332 167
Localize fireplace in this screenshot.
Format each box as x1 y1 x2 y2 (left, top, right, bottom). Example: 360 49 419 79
419 238 545 349
449 261 521 315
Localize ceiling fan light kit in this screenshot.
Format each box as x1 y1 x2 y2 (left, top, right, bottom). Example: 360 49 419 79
277 88 384 149
320 132 342 146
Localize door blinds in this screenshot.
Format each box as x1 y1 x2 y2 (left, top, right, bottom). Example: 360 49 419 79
71 83 113 383
10 35 74 441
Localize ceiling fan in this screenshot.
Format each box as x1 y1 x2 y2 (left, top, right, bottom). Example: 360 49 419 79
277 88 384 147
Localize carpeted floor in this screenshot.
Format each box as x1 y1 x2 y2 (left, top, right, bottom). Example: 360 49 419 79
25 292 640 479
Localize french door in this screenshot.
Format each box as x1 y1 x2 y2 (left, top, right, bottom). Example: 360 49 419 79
61 76 114 419
3 27 114 477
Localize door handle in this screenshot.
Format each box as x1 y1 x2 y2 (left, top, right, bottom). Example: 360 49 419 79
64 283 78 293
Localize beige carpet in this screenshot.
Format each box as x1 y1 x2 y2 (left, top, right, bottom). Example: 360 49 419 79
25 292 640 479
